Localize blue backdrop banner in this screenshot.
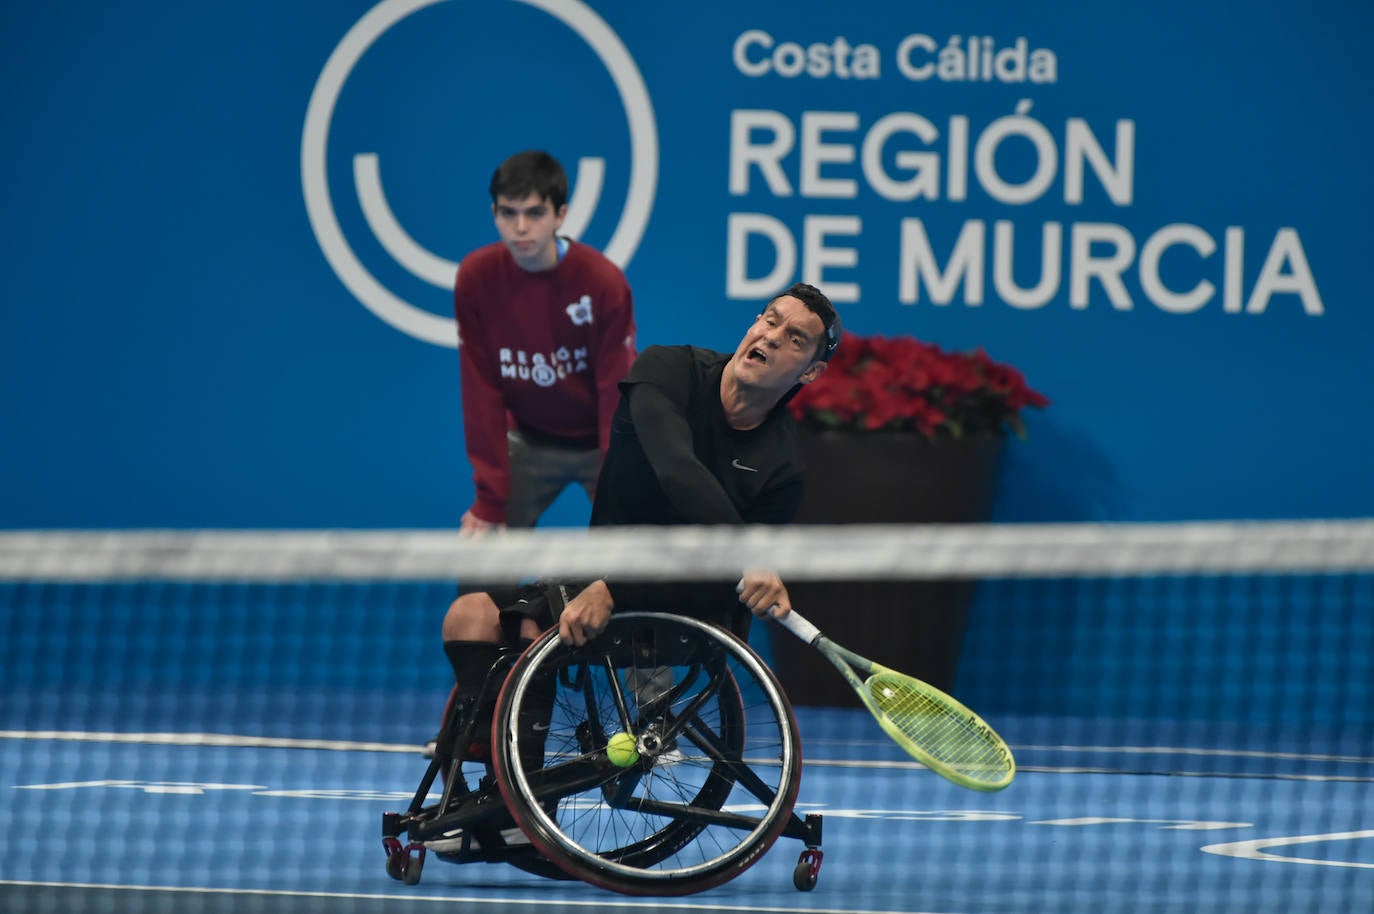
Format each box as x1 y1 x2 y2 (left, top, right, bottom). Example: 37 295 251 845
4 1 1371 527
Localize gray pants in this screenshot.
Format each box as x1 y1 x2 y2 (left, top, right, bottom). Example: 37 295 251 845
505 428 601 528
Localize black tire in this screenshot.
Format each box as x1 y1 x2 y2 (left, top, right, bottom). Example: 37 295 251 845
492 613 801 896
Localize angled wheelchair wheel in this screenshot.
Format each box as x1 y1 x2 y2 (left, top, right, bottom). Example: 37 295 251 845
491 612 802 896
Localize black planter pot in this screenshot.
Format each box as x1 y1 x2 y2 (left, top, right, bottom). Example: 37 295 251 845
772 429 1004 706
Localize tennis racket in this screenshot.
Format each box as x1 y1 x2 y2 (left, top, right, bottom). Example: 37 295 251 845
769 604 1015 792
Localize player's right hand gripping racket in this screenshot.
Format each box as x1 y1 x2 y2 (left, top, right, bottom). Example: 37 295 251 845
773 607 1016 792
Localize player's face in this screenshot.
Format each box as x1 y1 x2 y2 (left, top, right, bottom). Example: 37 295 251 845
493 192 566 272
731 295 827 391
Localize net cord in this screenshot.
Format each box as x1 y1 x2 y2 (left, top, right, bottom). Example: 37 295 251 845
2 520 1373 581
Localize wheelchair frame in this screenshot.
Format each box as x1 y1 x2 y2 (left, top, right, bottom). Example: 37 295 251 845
382 611 824 895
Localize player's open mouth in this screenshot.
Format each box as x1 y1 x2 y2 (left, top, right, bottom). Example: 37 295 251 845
746 347 768 363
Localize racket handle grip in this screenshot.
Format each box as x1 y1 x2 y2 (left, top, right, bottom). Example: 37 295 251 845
772 607 822 645
735 578 822 644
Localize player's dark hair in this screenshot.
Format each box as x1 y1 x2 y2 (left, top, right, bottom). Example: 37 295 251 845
775 282 842 362
489 150 568 210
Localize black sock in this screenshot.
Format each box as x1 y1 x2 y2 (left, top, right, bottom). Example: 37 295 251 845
444 640 502 691
440 641 502 755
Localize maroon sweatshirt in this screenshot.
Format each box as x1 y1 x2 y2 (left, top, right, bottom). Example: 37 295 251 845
454 239 636 523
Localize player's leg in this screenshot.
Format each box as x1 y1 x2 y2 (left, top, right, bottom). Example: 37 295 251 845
430 588 511 761
435 582 556 757
496 584 580 772
421 585 549 856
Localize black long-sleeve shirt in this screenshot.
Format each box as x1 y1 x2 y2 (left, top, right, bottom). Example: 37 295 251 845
590 345 806 617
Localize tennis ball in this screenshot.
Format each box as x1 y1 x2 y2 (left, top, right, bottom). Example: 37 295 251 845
606 731 639 767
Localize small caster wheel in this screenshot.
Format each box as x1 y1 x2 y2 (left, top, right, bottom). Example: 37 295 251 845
794 848 823 891
383 837 405 881
402 843 426 885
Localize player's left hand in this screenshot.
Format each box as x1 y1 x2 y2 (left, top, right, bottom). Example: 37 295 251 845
558 580 614 646
736 569 791 620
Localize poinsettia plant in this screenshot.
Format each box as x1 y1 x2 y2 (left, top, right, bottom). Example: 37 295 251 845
789 333 1049 439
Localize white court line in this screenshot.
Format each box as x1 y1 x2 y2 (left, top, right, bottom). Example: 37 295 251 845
4 730 1371 768
1014 744 1374 765
3 731 1372 781
0 880 960 914
1012 766 1374 783
0 729 408 753
1202 830 1374 869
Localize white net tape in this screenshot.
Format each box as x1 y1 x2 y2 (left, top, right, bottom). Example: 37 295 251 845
2 520 1373 581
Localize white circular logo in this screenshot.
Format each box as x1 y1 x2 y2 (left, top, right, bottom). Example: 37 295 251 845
301 0 659 347
531 363 558 387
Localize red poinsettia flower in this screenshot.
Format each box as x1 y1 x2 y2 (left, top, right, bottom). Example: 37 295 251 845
788 333 1049 439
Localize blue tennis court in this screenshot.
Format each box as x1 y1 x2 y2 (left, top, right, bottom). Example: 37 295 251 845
3 697 1371 912
2 569 1372 913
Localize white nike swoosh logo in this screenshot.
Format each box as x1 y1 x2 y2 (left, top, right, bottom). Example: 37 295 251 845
731 459 758 472
531 722 550 731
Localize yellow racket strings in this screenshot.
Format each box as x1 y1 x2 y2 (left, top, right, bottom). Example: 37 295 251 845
866 673 1011 782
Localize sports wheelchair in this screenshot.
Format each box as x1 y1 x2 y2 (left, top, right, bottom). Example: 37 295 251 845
382 611 824 896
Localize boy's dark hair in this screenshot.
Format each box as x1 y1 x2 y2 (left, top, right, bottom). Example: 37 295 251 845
776 282 842 362
489 150 568 210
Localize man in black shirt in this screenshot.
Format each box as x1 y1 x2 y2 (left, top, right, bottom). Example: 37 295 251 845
435 282 839 761
562 282 840 642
